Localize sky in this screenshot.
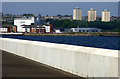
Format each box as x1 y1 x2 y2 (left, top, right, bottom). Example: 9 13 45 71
2 2 118 16
0 1 2 12
1 0 120 2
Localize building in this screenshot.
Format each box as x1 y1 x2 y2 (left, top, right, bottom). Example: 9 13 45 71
12 26 17 32
14 15 43 33
42 16 72 20
0 28 8 33
70 28 101 32
31 27 45 34
43 16 59 20
22 25 45 34
70 28 80 32
14 17 35 32
73 7 82 20
34 14 41 26
22 23 52 34
54 29 62 33
118 1 120 17
102 10 110 22
0 25 17 33
43 25 50 33
61 17 73 20
88 8 96 21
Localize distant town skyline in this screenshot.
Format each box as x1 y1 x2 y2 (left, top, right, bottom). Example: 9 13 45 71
2 2 118 16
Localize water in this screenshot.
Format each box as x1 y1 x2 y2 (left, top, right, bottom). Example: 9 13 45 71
2 35 120 50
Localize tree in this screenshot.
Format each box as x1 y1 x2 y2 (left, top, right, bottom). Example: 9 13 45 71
22 14 34 17
48 19 120 32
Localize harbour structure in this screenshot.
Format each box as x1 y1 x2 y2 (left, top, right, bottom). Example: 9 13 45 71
88 8 96 21
0 37 118 78
73 7 82 20
102 10 110 22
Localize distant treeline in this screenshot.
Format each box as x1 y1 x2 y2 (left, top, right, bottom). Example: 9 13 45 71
46 19 120 32
2 21 13 25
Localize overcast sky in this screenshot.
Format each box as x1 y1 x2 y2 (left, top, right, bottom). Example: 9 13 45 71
1 0 120 2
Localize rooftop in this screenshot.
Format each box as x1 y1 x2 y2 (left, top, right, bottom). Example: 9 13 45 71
74 7 81 9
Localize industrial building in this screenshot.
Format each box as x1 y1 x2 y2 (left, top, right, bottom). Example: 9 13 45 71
14 17 34 32
14 15 52 33
73 7 82 20
102 10 110 22
70 28 101 32
88 8 96 21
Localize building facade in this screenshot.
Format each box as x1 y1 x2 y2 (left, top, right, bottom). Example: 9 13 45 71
0 28 8 33
0 25 17 33
43 25 51 33
70 28 101 32
34 14 41 26
54 29 62 33
102 10 110 22
14 17 34 32
88 8 96 21
73 7 82 20
22 24 52 34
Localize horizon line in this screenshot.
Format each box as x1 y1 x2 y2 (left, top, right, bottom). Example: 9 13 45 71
1 1 119 2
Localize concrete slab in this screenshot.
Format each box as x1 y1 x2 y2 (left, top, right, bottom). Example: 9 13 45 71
2 50 84 79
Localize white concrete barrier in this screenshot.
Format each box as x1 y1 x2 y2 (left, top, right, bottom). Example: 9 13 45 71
0 38 119 78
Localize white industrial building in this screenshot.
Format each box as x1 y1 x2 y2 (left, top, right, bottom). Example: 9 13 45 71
14 17 34 32
70 28 101 32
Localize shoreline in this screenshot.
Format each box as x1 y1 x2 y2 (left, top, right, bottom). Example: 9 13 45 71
24 32 120 37
0 32 119 37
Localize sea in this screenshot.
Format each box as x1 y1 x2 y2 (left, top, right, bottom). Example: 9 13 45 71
2 35 120 50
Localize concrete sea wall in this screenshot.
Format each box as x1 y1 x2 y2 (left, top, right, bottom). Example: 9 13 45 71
0 38 119 78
